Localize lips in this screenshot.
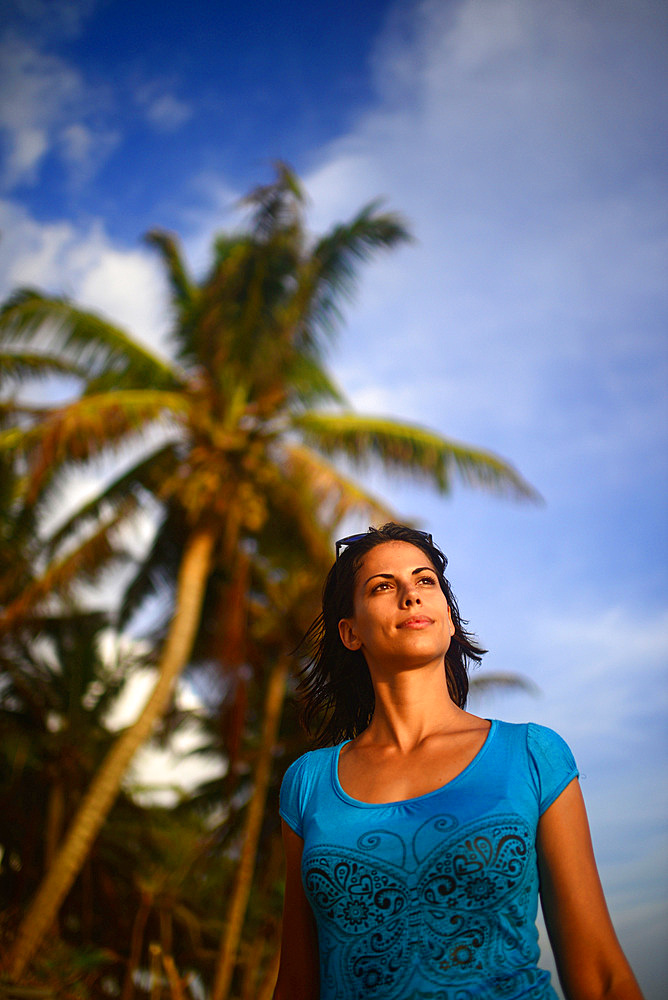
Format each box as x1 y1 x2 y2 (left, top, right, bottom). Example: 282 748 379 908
398 616 433 628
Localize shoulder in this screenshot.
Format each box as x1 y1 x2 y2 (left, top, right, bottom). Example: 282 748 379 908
281 744 339 785
524 721 578 776
280 748 321 799
525 722 579 813
490 719 575 757
279 745 340 836
490 720 579 814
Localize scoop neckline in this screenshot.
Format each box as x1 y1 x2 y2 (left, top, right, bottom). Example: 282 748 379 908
332 718 497 808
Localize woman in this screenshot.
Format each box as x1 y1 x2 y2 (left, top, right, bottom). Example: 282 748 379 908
274 524 642 999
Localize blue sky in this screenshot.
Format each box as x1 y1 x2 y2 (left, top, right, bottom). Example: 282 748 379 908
1 0 666 995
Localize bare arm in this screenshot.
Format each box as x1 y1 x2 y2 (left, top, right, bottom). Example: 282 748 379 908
273 819 320 1000
537 778 643 1000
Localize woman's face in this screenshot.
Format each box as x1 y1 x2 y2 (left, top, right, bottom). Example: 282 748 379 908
338 541 454 672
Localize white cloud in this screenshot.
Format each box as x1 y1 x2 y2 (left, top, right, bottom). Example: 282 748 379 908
58 122 93 163
57 121 119 182
0 34 78 185
0 32 116 189
7 0 99 41
6 125 49 181
73 238 172 352
298 0 667 492
134 80 193 132
0 199 171 353
144 92 193 131
177 172 243 277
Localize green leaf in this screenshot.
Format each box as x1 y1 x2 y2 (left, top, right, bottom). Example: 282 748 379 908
0 289 181 391
0 350 86 387
292 411 542 501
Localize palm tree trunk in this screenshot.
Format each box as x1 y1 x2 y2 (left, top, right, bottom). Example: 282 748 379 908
240 937 265 1000
121 888 153 1000
211 656 289 1000
7 526 216 982
256 947 281 1000
43 780 65 938
44 780 64 873
149 942 163 1000
161 953 186 1000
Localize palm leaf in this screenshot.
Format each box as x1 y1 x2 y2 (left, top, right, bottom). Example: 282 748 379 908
0 289 181 391
292 412 542 501
243 162 304 240
469 671 539 695
305 201 412 336
249 347 347 415
0 350 86 387
281 443 397 525
273 203 411 358
0 503 135 634
117 504 187 629
45 441 180 553
145 230 196 316
12 389 188 503
248 444 395 580
0 399 60 424
186 239 256 374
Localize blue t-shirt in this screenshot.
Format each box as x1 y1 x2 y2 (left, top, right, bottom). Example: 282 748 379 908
279 720 578 1000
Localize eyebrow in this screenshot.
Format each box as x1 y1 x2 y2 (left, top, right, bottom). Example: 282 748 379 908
363 566 436 587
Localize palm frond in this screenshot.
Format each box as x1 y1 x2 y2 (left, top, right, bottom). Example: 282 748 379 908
283 353 348 409
0 400 62 424
246 442 397 584
243 162 304 240
303 202 412 338
189 239 255 373
117 505 187 629
145 230 196 317
0 503 135 634
282 443 397 526
0 289 181 391
292 412 542 501
249 349 347 416
45 441 179 554
469 671 539 695
14 389 188 503
0 350 86 387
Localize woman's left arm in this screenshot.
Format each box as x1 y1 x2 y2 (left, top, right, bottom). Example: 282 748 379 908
537 778 643 1000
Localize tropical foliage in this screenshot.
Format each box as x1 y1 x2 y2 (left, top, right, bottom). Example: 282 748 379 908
0 165 537 996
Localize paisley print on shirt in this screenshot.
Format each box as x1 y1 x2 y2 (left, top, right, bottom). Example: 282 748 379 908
302 813 537 999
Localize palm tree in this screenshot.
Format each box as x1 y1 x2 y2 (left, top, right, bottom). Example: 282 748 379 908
0 610 183 993
0 164 538 980
208 540 338 1000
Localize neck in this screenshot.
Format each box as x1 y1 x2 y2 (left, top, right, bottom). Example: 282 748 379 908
362 659 463 751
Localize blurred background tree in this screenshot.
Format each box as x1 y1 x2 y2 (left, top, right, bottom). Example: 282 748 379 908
0 165 537 997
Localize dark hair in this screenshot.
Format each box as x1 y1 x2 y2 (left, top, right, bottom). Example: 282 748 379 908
297 523 486 747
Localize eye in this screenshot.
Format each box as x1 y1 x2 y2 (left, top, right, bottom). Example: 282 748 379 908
419 575 436 585
371 580 392 593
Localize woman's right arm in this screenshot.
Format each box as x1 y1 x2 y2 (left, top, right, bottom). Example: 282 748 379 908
273 819 320 1000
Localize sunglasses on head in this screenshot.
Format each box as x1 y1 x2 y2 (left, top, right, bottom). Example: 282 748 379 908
335 529 433 561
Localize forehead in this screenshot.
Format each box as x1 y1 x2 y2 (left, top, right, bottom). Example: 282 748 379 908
355 540 436 580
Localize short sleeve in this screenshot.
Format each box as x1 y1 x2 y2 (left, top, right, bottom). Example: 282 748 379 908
526 723 579 814
279 752 311 837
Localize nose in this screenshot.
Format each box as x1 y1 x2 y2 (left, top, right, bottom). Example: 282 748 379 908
401 584 421 607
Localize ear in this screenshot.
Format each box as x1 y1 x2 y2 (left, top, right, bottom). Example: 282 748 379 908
338 618 362 651
447 605 455 636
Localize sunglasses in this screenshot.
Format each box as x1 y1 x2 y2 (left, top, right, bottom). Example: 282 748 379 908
335 529 433 560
